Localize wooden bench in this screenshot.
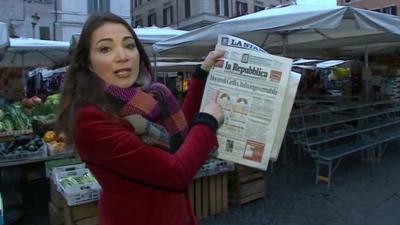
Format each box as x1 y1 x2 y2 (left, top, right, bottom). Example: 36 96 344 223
314 140 378 186
288 100 400 187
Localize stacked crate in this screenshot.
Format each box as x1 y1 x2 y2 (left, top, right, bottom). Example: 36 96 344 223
228 164 266 206
48 182 99 225
48 163 99 225
62 201 98 225
48 181 65 225
188 172 229 219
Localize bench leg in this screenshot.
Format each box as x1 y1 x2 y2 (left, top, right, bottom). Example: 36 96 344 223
327 161 332 187
315 159 320 184
315 160 332 186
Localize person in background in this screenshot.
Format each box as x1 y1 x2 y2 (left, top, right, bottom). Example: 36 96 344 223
56 12 224 225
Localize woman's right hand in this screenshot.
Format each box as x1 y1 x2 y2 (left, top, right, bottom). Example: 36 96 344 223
201 50 225 72
201 92 225 127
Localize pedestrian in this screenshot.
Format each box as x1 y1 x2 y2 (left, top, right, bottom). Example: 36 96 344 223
56 12 224 225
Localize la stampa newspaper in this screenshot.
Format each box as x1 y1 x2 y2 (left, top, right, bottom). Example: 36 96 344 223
200 35 300 171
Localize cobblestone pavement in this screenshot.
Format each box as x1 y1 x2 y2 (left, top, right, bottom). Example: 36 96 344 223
201 143 400 225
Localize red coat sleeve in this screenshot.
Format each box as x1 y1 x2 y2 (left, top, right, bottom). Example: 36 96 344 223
74 105 217 191
181 78 206 123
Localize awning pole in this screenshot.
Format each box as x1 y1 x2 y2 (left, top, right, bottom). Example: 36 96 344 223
363 46 370 102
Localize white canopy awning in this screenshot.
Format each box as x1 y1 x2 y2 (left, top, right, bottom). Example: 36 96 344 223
154 5 400 59
0 38 70 68
70 26 188 59
0 22 9 61
135 25 188 44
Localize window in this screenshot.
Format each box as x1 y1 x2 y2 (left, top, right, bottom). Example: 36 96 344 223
185 0 191 18
163 6 173 26
134 0 143 8
148 13 157 26
372 9 381 13
88 0 110 13
39 26 50 40
254 5 264 12
135 16 143 27
236 1 248 16
382 6 397 15
34 0 53 3
344 0 351 3
215 0 229 17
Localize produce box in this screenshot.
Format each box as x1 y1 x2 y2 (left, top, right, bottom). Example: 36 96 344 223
47 142 73 157
52 165 101 206
0 193 3 225
0 141 47 162
51 164 86 182
45 158 82 178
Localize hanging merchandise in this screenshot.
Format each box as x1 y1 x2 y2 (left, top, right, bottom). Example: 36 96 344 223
0 68 24 103
382 77 400 102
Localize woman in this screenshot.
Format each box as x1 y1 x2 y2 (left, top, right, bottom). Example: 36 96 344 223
57 12 224 225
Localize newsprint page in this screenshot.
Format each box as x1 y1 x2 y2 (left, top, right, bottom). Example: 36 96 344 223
200 35 300 170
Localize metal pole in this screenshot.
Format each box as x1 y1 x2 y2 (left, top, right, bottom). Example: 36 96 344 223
364 46 370 102
32 24 35 39
176 0 179 28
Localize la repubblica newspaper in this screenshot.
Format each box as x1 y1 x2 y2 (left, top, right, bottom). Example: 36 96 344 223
200 35 300 171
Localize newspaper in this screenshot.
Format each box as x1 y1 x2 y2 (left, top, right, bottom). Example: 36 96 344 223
200 35 300 170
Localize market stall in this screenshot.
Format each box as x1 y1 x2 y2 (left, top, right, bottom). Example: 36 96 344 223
0 35 72 224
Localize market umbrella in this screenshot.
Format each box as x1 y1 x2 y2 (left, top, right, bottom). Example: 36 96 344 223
153 5 400 60
293 59 346 69
0 38 70 68
135 25 187 56
0 22 10 61
69 26 188 60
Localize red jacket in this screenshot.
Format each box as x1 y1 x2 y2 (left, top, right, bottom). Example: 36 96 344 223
74 77 218 225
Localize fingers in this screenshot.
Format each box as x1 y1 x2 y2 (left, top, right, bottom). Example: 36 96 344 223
201 50 226 71
213 50 225 59
208 50 225 62
214 90 220 104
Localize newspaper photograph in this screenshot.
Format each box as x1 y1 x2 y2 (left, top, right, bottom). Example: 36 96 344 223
200 35 299 170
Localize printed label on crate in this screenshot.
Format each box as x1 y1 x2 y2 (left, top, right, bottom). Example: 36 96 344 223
52 165 101 206
0 129 33 137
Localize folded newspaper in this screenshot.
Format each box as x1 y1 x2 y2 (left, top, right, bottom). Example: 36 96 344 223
200 35 300 171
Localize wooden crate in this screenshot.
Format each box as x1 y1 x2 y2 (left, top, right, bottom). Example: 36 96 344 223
63 201 98 225
229 165 266 206
48 201 64 225
50 182 65 209
49 175 99 225
49 182 65 225
189 172 229 219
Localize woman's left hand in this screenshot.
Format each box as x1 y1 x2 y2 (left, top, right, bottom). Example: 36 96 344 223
201 50 225 72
